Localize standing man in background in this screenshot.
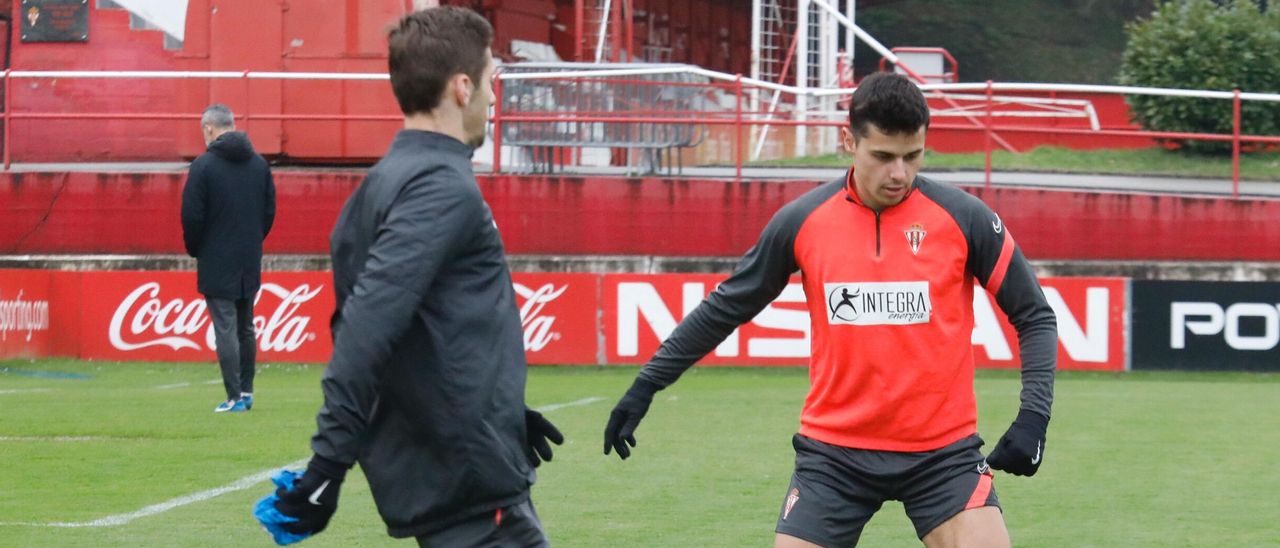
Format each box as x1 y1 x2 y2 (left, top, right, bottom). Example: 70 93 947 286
604 72 1057 547
182 103 276 413
254 7 563 546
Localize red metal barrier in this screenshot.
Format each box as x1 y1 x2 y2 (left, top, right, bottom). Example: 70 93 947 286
4 171 1279 261
2 69 1280 197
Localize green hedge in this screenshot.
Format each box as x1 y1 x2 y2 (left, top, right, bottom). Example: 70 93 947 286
1119 0 1280 154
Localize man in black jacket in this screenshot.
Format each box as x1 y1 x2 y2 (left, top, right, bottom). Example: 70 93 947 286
253 7 563 547
181 104 275 413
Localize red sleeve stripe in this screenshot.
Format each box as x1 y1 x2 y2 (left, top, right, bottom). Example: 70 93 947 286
985 232 1016 296
964 471 995 510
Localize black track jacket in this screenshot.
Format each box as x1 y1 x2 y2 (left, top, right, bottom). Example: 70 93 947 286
310 130 532 538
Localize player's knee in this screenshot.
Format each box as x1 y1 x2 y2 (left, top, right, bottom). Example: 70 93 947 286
922 506 1009 548
775 532 826 548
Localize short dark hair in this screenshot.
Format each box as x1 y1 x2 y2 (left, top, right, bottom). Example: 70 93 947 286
387 7 493 115
847 72 930 139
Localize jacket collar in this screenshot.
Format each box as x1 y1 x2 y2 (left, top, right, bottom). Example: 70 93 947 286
393 129 475 158
843 167 917 211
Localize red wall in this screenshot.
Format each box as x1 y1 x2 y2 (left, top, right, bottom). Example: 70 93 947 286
927 92 1158 153
5 1 1164 162
7 0 412 162
9 3 196 161
3 171 1278 261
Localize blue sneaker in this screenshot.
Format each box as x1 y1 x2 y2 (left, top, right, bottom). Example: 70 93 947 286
214 399 248 413
240 394 253 410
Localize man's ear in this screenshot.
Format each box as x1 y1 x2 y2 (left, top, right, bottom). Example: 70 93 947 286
452 73 474 107
840 127 857 154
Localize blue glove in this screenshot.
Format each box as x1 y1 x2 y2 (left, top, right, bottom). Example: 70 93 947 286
253 470 310 545
253 456 347 545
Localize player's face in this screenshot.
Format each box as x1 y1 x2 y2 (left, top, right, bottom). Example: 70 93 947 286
463 49 496 148
843 124 926 211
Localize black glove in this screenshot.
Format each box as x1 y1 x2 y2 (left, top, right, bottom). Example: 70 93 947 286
525 408 565 467
987 409 1049 477
603 378 660 460
273 455 347 536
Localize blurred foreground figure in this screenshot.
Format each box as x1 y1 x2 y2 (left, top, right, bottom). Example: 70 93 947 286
253 7 562 546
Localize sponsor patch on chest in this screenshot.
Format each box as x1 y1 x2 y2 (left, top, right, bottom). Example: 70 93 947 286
824 281 932 325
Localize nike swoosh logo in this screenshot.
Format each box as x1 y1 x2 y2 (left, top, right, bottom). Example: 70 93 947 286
1031 441 1042 465
992 219 1003 234
307 479 331 506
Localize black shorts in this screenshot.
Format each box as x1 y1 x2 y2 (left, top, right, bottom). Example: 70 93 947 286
775 433 999 546
416 501 548 548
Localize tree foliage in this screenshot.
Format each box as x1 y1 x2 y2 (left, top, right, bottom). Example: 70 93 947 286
1119 0 1280 154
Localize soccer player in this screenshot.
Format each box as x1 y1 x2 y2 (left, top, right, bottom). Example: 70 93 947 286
254 7 563 546
603 72 1057 547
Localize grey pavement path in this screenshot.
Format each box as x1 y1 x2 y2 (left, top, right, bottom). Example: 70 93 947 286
6 162 1278 198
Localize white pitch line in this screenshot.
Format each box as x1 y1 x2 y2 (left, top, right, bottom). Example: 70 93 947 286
0 396 603 528
0 389 51 395
0 458 310 528
534 396 604 412
155 379 222 389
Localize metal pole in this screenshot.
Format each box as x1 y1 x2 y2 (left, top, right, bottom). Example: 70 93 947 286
610 0 623 62
1232 88 1241 199
795 0 809 158
594 0 612 63
575 0 584 61
984 79 993 190
846 0 855 71
623 0 633 62
4 70 11 170
242 70 251 137
736 74 744 182
750 0 761 116
493 75 503 172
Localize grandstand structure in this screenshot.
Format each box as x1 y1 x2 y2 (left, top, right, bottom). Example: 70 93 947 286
1 1 1278 371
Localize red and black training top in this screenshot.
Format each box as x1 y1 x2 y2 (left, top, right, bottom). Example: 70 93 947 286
638 171 1057 452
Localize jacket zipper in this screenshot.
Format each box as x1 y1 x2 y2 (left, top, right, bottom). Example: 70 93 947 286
874 210 882 257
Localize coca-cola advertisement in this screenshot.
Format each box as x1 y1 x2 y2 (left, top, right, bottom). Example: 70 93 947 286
58 271 600 364
0 269 53 359
77 271 335 362
511 273 600 365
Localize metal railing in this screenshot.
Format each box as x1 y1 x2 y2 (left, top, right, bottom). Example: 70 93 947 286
3 66 1280 197
495 63 708 174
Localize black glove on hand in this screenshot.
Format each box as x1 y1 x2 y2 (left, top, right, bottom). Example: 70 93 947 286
987 409 1050 477
603 378 660 460
525 408 565 467
274 455 347 535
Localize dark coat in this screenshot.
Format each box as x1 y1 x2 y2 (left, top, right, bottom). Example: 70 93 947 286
181 131 276 299
310 130 532 538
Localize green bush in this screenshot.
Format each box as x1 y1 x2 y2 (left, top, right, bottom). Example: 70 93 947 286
1119 0 1280 154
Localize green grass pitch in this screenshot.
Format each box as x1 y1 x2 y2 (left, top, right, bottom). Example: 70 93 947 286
1 360 1278 547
